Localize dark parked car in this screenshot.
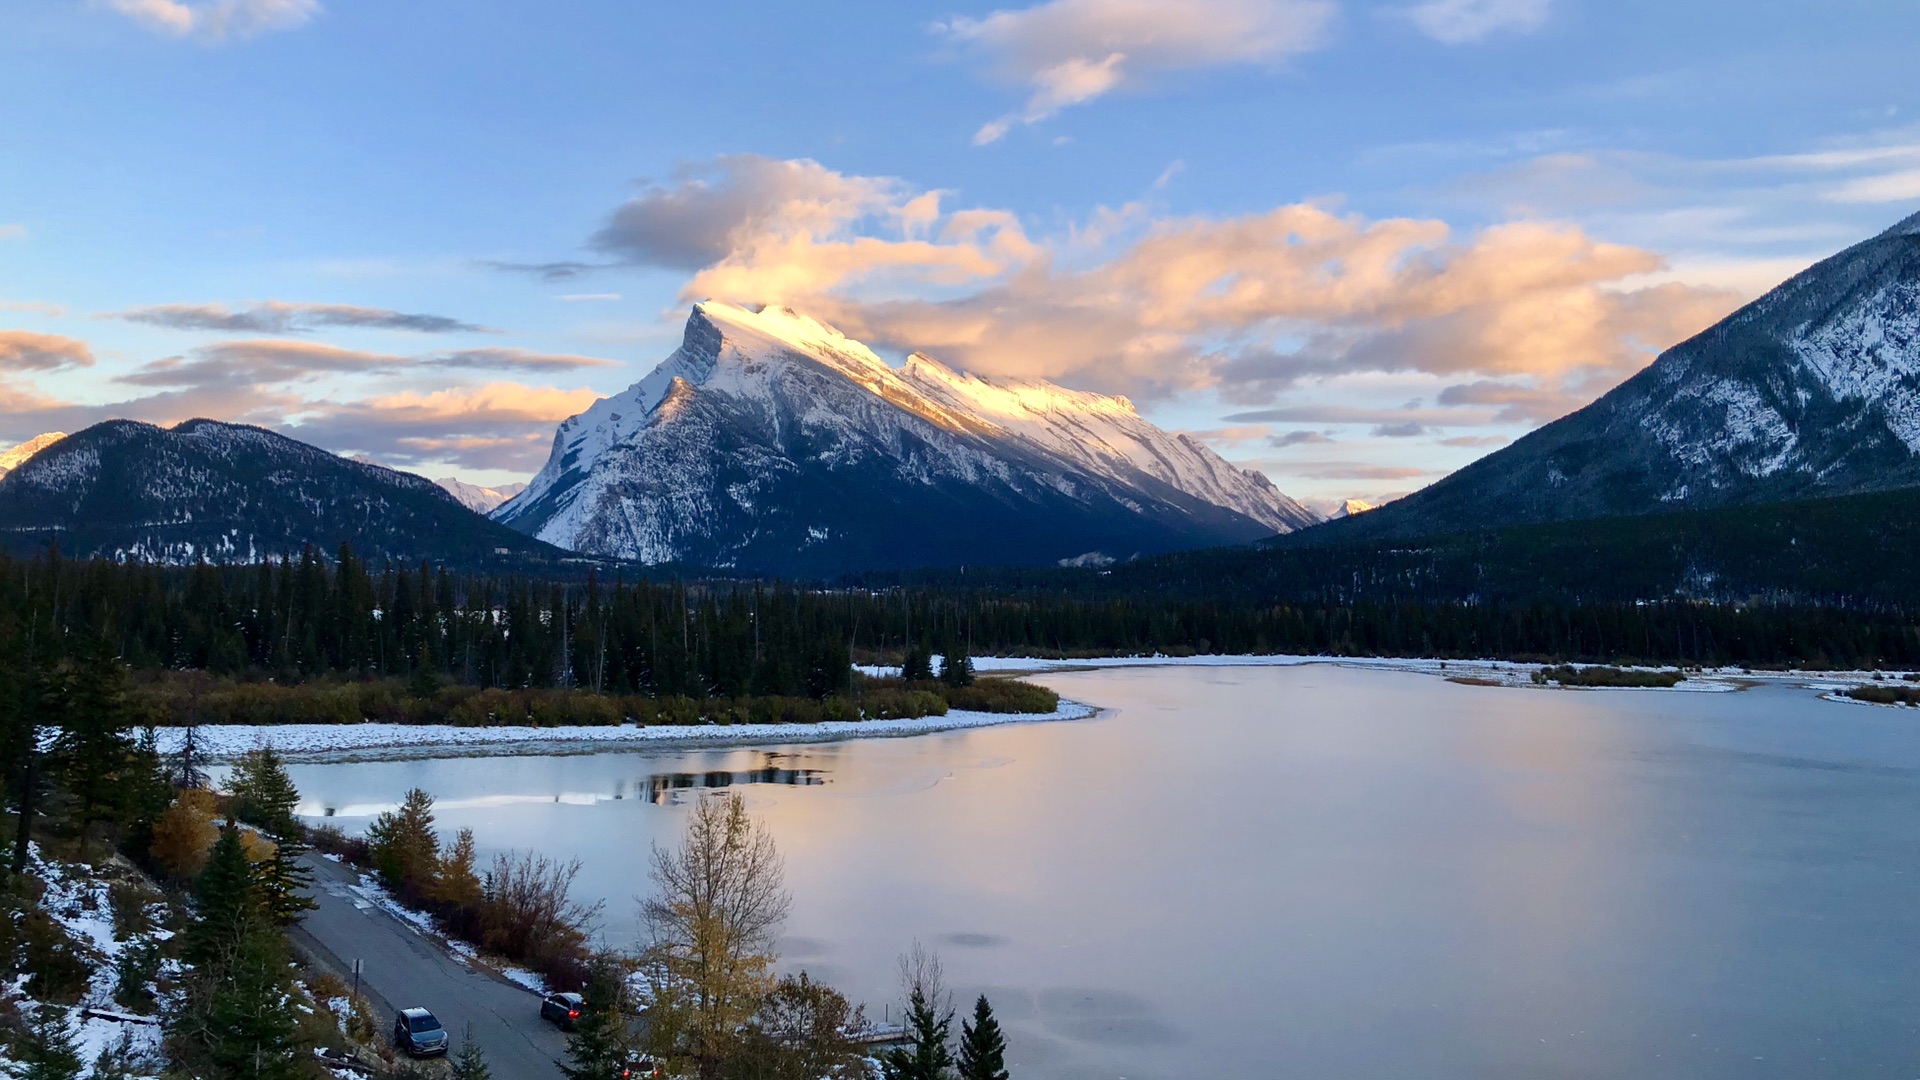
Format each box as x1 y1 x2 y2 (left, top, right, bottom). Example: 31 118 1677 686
392 1008 449 1057
540 992 584 1031
618 1052 661 1079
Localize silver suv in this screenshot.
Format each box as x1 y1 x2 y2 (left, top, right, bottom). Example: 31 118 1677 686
392 1008 449 1057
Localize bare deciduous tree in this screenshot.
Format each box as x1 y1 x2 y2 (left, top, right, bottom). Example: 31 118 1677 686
640 792 792 1079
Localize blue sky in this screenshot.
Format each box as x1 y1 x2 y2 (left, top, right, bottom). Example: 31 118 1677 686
2 0 1917 507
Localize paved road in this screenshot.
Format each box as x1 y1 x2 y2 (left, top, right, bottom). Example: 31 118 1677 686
296 855 570 1078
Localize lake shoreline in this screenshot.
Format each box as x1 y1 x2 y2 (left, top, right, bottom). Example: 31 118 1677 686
168 654 1902 765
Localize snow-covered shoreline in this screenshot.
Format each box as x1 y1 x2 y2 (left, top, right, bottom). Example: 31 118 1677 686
155 699 1100 764
156 653 1909 764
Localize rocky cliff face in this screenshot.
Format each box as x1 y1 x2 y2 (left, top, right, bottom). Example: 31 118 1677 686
1319 210 1920 542
495 302 1317 575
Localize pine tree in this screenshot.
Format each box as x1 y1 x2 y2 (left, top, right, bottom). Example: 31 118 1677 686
229 745 300 835
231 745 314 926
184 823 261 972
16 1004 83 1080
561 961 634 1080
880 986 954 1080
901 644 935 683
367 787 438 901
956 996 1009 1080
450 1024 493 1080
202 923 302 1080
938 645 974 688
431 828 484 926
47 643 138 843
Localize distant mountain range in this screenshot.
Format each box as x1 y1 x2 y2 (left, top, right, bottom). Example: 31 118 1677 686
434 477 527 514
492 302 1318 576
1319 209 1920 543
0 432 66 478
0 419 573 568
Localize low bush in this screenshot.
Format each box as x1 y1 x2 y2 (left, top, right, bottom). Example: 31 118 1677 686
310 823 373 867
859 688 949 720
1847 684 1920 706
20 906 94 1003
1532 664 1685 688
940 678 1059 714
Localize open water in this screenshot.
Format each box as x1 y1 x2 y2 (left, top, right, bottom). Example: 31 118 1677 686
284 664 1920 1078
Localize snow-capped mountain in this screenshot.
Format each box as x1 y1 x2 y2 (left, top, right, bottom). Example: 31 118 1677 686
495 302 1317 575
1328 499 1375 520
434 477 527 514
0 432 66 478
1327 209 1920 541
0 419 569 567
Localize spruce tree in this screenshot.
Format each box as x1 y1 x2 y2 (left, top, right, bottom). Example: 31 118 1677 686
880 986 954 1080
956 996 1009 1080
366 787 438 901
229 746 300 835
450 1024 493 1080
901 644 935 683
184 823 260 972
16 1004 83 1080
938 646 974 688
231 746 314 926
202 925 302 1080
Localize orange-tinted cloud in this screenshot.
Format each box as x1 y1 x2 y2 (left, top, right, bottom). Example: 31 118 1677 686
0 330 94 372
939 0 1337 142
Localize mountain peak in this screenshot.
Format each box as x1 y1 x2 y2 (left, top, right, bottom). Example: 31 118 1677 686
1313 208 1920 543
497 303 1318 573
0 432 68 477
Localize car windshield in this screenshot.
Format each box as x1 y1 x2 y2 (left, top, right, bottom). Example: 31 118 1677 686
408 1015 442 1034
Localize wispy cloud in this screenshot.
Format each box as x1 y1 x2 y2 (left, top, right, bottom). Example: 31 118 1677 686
0 331 95 372
938 0 1337 143
1401 0 1550 44
103 0 320 41
118 339 615 389
116 300 488 334
549 154 1736 432
0 225 25 242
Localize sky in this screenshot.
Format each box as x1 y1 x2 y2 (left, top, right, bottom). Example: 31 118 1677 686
2 0 1918 509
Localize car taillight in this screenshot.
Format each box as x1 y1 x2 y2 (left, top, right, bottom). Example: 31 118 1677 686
569 1009 579 1018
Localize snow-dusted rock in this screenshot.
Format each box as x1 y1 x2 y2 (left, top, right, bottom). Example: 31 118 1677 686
495 302 1317 574
1326 209 1920 540
434 477 527 514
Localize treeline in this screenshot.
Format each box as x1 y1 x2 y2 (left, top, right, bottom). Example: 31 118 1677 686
10 549 1920 679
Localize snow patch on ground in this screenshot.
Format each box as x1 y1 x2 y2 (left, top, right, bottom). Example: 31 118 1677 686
153 699 1099 763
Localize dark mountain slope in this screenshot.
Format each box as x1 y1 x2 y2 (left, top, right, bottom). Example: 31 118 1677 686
1316 209 1920 543
0 418 578 569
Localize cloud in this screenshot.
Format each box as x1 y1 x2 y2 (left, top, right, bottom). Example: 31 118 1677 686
1402 0 1550 43
0 331 95 372
1269 430 1334 446
1436 378 1587 423
288 383 602 470
588 156 1036 305
116 301 487 334
1369 421 1427 437
481 260 608 282
1438 434 1509 447
544 156 1736 434
119 339 615 389
0 226 24 242
1284 461 1435 480
103 0 320 41
558 293 622 302
939 0 1337 141
1826 169 1920 205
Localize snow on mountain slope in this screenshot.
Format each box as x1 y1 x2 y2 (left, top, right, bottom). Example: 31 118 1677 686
434 477 527 513
1315 208 1920 543
0 432 66 477
495 302 1317 574
0 419 568 567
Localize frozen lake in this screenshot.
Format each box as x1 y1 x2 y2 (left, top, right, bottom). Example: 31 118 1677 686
281 664 1920 1078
